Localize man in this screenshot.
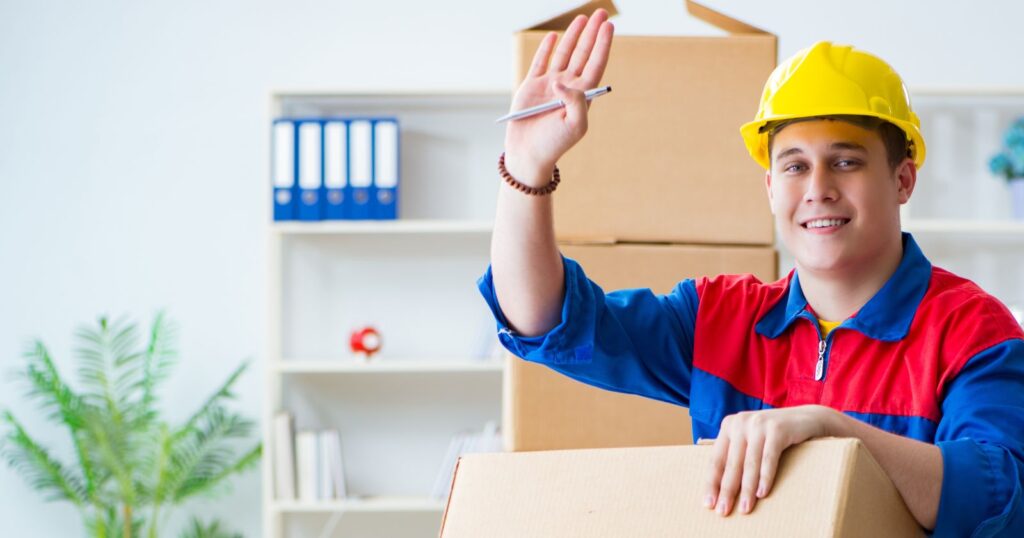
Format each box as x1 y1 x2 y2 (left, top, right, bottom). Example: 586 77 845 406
479 9 1024 536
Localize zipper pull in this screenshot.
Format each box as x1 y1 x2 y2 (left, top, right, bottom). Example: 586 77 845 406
814 338 826 381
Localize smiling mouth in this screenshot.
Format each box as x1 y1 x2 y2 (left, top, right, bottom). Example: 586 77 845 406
802 218 851 230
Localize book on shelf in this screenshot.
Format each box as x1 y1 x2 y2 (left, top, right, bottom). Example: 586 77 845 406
273 412 296 500
296 430 319 501
430 421 502 500
317 430 334 500
277 413 349 502
321 429 347 498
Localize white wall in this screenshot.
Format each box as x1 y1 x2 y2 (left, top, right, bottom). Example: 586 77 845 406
2 0 1022 536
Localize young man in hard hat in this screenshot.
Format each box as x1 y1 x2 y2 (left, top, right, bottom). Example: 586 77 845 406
479 9 1024 537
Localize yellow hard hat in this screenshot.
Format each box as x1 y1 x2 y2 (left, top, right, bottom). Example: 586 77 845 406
740 41 926 170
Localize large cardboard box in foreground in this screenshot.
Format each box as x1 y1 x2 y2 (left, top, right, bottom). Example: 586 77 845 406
515 0 777 245
504 243 777 451
440 438 923 537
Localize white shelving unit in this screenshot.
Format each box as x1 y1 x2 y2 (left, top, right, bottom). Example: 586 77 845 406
274 359 503 374
272 219 494 236
263 91 510 538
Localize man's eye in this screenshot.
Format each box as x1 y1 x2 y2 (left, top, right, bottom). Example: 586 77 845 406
835 159 861 169
784 163 806 173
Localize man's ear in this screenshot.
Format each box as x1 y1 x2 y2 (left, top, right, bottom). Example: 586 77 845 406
764 170 775 213
895 158 917 204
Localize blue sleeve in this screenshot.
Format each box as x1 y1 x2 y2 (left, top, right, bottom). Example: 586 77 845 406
476 255 698 407
933 338 1024 537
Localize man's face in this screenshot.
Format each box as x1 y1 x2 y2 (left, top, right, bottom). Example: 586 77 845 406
766 119 914 275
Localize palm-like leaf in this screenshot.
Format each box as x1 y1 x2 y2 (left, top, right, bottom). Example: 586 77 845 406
174 362 248 442
191 443 262 498
75 316 139 421
139 312 178 424
17 341 108 504
177 441 262 501
75 316 154 508
22 341 87 427
1 411 87 505
164 407 256 502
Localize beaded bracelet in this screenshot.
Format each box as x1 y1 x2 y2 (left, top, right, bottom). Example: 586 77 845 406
498 152 560 196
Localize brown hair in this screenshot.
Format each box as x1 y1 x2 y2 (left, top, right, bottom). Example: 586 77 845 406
764 115 912 171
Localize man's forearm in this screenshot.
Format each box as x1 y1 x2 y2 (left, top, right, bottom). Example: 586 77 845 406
825 409 943 530
490 158 564 338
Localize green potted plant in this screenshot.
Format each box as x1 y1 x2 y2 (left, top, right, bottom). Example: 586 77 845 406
1 312 261 538
988 117 1024 220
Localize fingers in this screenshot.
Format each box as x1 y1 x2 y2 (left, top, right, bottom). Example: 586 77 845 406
580 21 614 88
703 435 728 512
739 435 764 514
567 9 609 76
759 429 785 499
552 82 588 136
702 408 826 516
704 411 791 517
528 31 558 78
715 434 745 516
549 14 587 73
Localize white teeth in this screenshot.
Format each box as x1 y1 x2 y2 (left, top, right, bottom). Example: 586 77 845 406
805 218 848 229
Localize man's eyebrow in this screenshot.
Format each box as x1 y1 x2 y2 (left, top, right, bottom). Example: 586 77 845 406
775 147 803 160
774 142 868 161
830 141 868 152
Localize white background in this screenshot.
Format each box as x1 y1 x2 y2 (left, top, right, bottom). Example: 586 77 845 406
2 0 1023 536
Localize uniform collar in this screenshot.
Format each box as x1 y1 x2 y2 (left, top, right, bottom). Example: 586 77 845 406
755 233 932 341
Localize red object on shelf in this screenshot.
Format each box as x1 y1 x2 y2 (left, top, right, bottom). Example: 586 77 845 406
350 326 382 359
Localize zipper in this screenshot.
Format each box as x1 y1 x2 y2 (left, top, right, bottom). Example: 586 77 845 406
812 322 840 382
814 338 826 381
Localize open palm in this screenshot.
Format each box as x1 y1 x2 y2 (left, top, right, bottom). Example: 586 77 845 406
504 9 614 173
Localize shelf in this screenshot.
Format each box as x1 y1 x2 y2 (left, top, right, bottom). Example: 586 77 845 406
271 219 493 235
274 359 504 374
903 219 1024 235
272 496 445 513
264 90 509 538
271 90 509 113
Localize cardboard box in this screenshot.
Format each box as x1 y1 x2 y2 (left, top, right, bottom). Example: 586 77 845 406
439 438 923 537
504 243 777 451
560 242 778 290
515 0 777 245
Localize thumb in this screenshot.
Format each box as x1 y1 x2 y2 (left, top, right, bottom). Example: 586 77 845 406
552 82 588 131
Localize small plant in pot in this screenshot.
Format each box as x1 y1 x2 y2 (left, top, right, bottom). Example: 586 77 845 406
1 312 261 538
989 117 1024 220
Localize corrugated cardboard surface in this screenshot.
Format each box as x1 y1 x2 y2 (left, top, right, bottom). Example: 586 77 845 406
504 357 695 451
514 2 777 245
504 243 777 451
439 438 923 538
561 242 778 292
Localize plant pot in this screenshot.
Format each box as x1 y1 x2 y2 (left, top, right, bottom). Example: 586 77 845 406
1012 178 1024 220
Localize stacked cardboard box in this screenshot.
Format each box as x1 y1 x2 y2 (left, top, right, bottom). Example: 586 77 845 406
504 243 777 451
503 0 779 453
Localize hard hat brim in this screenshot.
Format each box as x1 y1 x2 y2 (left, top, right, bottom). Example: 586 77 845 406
741 111 927 171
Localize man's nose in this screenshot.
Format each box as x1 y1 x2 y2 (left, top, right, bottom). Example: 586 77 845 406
804 164 840 203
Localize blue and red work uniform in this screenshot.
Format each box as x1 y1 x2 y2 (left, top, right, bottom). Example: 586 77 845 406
478 233 1024 537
